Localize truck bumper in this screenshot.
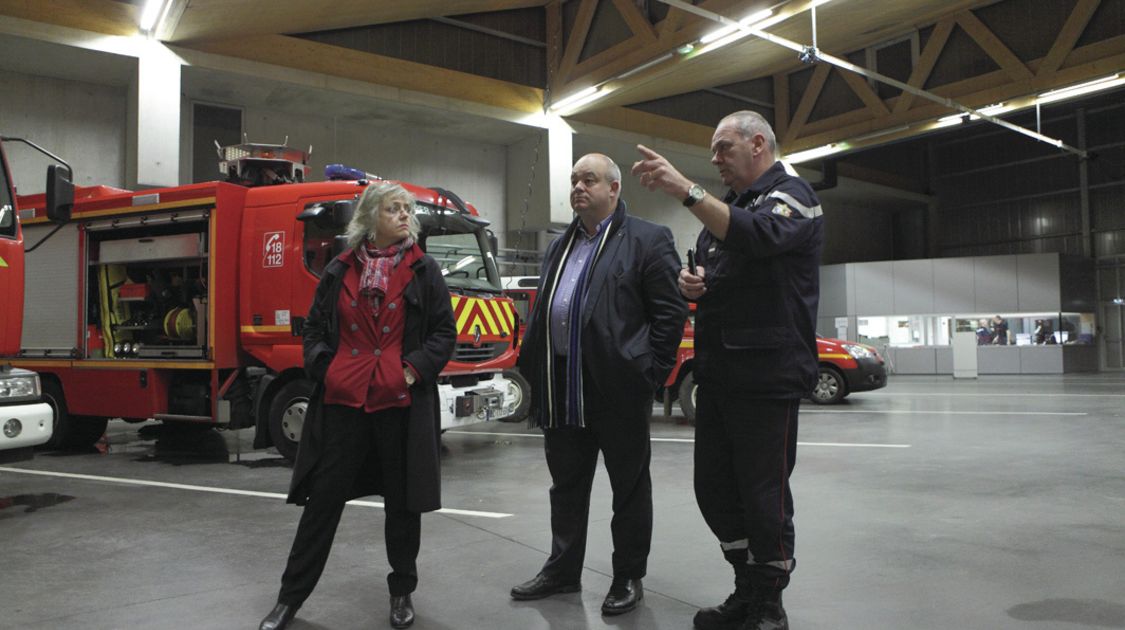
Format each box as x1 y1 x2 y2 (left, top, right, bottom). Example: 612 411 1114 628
0 402 54 450
438 374 517 429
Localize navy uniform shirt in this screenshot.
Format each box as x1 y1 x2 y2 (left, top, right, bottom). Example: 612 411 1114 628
694 160 824 398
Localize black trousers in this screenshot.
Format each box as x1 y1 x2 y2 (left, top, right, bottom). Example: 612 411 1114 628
278 405 421 605
694 385 799 591
541 358 653 581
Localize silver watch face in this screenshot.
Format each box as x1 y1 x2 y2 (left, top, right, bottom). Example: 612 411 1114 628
686 184 705 205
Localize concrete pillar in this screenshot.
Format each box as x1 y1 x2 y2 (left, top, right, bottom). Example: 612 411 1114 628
126 40 182 189
505 114 573 251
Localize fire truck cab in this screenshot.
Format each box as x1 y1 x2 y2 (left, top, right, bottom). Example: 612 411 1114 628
9 143 521 460
0 136 72 461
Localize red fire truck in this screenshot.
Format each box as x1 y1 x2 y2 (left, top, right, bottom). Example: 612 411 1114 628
0 136 72 461
7 142 521 460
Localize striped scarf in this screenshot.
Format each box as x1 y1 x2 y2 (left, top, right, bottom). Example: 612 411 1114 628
354 238 414 312
537 202 623 428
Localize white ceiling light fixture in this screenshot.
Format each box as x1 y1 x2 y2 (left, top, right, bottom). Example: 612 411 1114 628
550 86 610 114
1037 73 1125 105
695 10 777 56
784 142 847 164
935 102 1012 127
139 0 170 33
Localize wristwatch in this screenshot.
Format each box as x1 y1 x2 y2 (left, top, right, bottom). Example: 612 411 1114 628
683 183 706 208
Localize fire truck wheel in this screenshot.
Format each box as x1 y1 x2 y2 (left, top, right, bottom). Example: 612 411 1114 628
268 379 314 462
498 369 531 423
678 372 697 424
39 380 108 450
811 365 847 404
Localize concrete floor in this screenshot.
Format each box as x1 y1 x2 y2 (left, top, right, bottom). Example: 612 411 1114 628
2 374 1124 630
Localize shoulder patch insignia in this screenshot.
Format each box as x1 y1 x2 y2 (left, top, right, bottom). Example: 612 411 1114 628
772 202 794 218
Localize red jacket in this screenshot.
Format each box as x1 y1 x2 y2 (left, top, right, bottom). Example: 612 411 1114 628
323 245 422 412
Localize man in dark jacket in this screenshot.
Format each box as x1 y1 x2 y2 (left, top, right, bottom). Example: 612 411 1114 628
632 111 824 630
510 153 687 616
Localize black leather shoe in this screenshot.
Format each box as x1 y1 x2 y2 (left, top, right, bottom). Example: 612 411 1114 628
390 594 415 629
510 573 582 600
601 578 643 616
259 602 298 630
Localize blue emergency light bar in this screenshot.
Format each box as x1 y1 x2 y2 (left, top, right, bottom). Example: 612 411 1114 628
325 164 379 181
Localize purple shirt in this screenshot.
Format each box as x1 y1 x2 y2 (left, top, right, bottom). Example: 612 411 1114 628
550 215 611 356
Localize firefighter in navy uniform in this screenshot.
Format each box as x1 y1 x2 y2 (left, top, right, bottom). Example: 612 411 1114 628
632 110 824 630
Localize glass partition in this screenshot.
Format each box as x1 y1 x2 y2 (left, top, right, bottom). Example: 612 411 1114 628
860 312 1096 347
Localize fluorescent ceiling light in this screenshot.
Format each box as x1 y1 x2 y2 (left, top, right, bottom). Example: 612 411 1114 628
936 102 1011 127
784 143 845 164
551 86 609 114
617 53 674 79
698 9 774 50
1037 73 1125 104
139 0 168 32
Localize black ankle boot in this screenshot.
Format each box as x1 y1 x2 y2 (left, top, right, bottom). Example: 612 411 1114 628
694 563 753 629
259 602 298 630
390 594 415 629
738 590 788 630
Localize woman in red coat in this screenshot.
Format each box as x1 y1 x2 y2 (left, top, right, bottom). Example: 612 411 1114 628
260 181 456 630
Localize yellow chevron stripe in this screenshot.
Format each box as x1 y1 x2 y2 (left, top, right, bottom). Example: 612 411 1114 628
0 254 7 268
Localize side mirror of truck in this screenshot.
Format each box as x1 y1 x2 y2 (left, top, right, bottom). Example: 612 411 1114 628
297 200 354 230
45 164 74 223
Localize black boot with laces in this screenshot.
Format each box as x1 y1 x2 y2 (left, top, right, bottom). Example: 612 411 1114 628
738 589 788 630
693 566 753 629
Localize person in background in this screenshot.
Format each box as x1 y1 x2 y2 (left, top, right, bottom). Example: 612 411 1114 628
259 181 456 630
976 319 992 346
510 153 686 617
631 110 824 630
990 315 1009 345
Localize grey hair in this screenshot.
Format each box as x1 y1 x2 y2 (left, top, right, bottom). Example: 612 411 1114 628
345 181 420 249
720 110 777 154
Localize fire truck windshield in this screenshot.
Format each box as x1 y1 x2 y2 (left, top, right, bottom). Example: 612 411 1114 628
416 203 501 293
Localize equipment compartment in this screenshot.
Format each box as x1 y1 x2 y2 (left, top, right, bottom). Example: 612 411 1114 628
84 211 211 360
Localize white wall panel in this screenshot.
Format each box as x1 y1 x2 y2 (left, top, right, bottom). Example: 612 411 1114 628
932 257 975 313
1016 253 1061 312
973 255 1019 313
0 69 126 194
853 261 895 315
893 259 934 314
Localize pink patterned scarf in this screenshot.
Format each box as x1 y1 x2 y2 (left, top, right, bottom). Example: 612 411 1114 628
354 238 414 312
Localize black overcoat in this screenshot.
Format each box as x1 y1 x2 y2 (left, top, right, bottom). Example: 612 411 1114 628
286 250 456 513
518 200 687 425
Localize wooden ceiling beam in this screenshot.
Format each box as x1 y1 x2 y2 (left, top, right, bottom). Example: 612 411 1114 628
782 35 1125 154
893 18 954 114
783 63 830 146
1038 0 1101 77
184 34 544 114
955 8 1034 83
612 0 658 43
555 0 599 93
0 0 138 36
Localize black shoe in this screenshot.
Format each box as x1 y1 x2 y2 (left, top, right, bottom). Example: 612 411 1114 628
601 578 643 616
694 591 753 629
510 573 582 601
390 594 415 629
259 602 298 630
738 593 788 630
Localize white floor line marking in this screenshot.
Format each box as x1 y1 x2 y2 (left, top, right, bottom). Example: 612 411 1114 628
446 431 911 448
0 467 512 519
801 409 1087 416
862 392 1125 398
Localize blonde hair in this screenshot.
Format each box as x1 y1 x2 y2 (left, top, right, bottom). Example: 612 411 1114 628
345 181 420 249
